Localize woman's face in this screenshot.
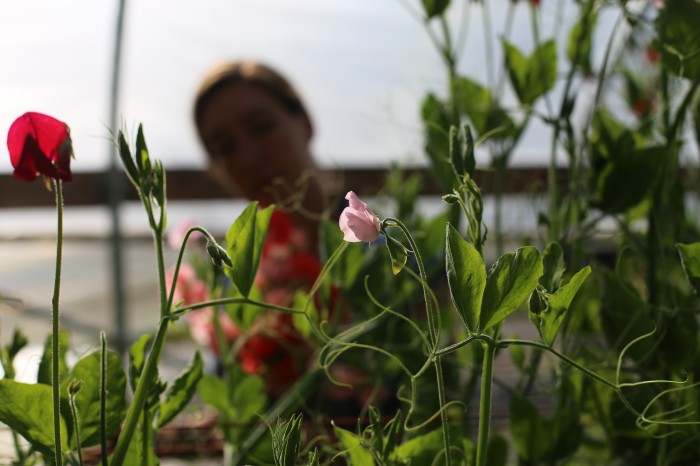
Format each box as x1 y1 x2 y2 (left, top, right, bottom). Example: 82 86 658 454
198 81 314 206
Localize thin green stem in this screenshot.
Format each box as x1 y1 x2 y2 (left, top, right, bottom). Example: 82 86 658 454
165 226 219 313
434 356 453 466
140 408 149 465
383 218 438 346
476 341 495 466
155 231 167 319
99 332 108 465
52 180 64 466
169 296 305 319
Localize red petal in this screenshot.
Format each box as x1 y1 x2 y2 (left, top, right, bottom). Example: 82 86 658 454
7 112 71 182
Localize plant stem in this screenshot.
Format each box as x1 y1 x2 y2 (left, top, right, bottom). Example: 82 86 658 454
99 332 108 464
52 180 64 466
434 356 453 466
109 318 169 466
476 341 495 466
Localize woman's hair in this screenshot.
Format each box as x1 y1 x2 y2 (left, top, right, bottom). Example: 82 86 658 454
193 61 310 141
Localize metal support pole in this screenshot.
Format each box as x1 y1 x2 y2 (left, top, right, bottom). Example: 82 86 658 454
108 0 128 353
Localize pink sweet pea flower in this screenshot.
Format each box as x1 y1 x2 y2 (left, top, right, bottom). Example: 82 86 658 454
339 191 381 243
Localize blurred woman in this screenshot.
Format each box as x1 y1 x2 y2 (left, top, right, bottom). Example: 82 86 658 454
193 61 329 244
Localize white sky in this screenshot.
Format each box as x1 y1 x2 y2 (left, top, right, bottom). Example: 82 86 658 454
0 0 621 174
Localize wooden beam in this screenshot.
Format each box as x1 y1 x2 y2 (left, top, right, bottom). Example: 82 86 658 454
0 167 568 208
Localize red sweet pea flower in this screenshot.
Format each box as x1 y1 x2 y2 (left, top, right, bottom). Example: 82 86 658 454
7 112 73 182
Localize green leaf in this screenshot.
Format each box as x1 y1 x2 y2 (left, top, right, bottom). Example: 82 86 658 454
421 0 450 18
120 414 160 466
292 291 316 339
231 373 267 424
385 234 409 275
600 271 655 362
677 242 700 295
503 39 557 106
382 410 402 460
455 77 515 141
333 424 375 466
540 242 565 292
395 426 471 464
0 379 69 457
656 0 700 81
198 374 236 420
157 351 203 428
445 223 486 333
480 247 542 331
535 266 591 346
1 328 28 379
510 396 550 461
594 146 664 214
225 203 274 296
566 3 596 74
37 330 69 386
128 334 152 392
421 93 457 191
199 372 267 423
486 434 508 466
64 351 127 448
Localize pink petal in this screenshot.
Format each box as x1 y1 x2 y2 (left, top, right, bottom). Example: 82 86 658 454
340 209 379 242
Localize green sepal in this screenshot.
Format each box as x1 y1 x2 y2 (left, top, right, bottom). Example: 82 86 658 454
385 233 409 275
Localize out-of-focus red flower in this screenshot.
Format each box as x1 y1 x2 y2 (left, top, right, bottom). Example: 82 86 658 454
530 0 540 5
646 46 661 63
633 97 652 117
7 112 73 182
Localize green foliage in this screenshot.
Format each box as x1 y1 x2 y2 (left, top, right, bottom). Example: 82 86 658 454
0 328 28 380
0 379 69 457
566 1 596 74
656 0 700 81
225 202 275 296
271 413 303 466
593 145 664 214
64 351 127 447
455 77 515 141
422 93 458 191
421 0 450 18
129 333 153 392
529 249 591 347
37 330 69 386
677 242 700 295
510 396 581 463
333 423 375 465
447 224 542 333
503 39 557 106
446 223 486 333
157 351 203 428
480 247 542 331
